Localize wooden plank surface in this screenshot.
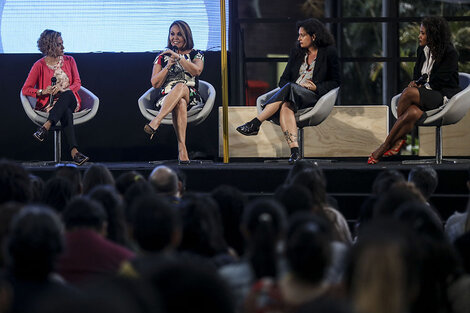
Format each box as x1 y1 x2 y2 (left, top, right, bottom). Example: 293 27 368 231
219 106 389 158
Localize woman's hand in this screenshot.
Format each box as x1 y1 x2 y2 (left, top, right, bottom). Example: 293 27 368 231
160 49 180 61
408 81 418 88
301 80 317 91
42 84 61 96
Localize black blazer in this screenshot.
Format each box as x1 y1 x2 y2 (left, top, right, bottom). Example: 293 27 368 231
413 44 461 99
278 45 341 97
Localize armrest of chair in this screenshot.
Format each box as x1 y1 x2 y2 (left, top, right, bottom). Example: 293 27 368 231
390 93 401 119
256 88 280 115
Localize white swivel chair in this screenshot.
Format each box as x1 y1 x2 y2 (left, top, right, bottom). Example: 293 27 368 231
20 87 99 163
256 87 340 158
138 80 216 127
391 72 470 164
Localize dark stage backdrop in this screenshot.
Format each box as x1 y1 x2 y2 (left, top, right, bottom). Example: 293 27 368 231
0 51 222 162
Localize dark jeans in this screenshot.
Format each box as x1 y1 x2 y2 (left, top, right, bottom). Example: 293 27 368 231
47 90 78 150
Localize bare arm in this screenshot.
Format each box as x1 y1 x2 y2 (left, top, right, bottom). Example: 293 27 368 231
150 54 176 88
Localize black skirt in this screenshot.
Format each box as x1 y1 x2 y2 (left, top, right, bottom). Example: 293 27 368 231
418 87 444 111
261 82 320 112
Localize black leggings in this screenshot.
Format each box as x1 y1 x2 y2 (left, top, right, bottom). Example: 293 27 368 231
47 90 78 150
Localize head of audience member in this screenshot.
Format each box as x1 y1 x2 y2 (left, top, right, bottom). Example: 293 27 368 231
146 257 233 313
174 168 187 198
211 185 247 256
373 182 427 218
393 201 461 313
0 202 23 267
408 166 438 201
354 195 377 239
285 159 324 185
148 166 179 199
54 163 83 195
62 196 107 235
346 219 419 313
178 193 228 262
6 205 64 280
129 194 180 253
285 214 331 285
167 20 194 51
41 176 73 214
275 184 314 217
115 171 145 197
371 169 406 195
88 185 128 246
0 160 32 204
82 164 115 195
123 180 155 222
290 168 328 213
241 198 286 279
29 174 45 202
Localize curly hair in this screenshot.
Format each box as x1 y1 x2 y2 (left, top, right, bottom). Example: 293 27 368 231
295 18 335 53
37 29 62 57
421 16 452 63
167 20 194 51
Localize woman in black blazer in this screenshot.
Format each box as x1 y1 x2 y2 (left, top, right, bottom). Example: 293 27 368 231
236 18 341 164
368 16 460 164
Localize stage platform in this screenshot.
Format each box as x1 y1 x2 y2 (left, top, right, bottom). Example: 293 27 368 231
22 158 470 224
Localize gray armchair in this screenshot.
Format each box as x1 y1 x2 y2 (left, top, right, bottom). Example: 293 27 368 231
256 86 340 158
391 72 470 164
20 87 99 163
138 80 216 126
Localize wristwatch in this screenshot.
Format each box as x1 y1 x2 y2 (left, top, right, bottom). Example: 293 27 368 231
38 89 43 96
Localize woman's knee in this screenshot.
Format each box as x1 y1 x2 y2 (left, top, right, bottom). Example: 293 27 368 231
280 102 294 113
403 105 423 122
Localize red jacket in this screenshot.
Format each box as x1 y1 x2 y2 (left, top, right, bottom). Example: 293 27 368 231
22 55 82 111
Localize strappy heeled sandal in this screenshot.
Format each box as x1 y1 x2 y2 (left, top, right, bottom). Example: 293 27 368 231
383 139 406 157
144 124 157 140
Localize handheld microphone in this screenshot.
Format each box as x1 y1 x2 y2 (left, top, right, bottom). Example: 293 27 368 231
49 77 57 106
415 73 428 86
171 45 178 53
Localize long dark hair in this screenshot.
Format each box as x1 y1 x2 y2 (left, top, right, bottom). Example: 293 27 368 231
421 16 452 63
295 18 335 56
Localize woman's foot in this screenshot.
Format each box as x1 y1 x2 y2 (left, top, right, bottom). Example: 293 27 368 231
72 151 89 166
236 118 261 136
33 126 48 142
383 139 406 157
144 124 157 140
178 149 190 165
367 145 387 165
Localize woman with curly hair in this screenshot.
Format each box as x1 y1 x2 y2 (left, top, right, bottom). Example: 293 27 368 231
368 16 461 164
236 18 341 164
22 29 89 165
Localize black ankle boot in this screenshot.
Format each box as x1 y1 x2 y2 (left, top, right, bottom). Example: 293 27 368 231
236 119 260 136
288 148 301 165
33 126 48 142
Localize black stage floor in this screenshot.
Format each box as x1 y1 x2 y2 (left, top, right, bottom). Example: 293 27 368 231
22 158 470 222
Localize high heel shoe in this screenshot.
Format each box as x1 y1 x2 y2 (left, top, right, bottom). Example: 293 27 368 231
367 154 379 165
144 124 157 140
178 159 191 165
383 139 406 157
236 120 260 136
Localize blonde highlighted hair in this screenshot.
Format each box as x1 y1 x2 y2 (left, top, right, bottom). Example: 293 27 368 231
37 29 62 57
167 20 194 51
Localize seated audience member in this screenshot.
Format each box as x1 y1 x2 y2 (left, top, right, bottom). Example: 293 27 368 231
275 184 314 217
5 205 71 313
0 160 32 204
119 194 180 277
408 166 438 202
219 199 286 311
445 169 470 242
82 164 115 194
148 165 180 202
211 185 247 257
373 181 427 218
57 196 134 284
41 176 73 214
115 171 145 197
174 168 187 198
178 193 235 267
291 168 352 244
0 202 23 267
54 163 83 195
88 185 129 247
372 169 406 195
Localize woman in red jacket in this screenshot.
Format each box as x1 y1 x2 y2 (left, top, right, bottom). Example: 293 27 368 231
22 29 89 165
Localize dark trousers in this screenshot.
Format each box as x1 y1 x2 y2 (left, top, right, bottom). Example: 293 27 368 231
47 90 78 150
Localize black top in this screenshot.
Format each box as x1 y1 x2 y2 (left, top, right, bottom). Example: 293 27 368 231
413 44 461 99
278 45 341 97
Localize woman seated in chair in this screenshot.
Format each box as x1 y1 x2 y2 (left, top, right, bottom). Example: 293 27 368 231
22 29 89 165
143 20 204 164
236 18 340 164
368 16 461 164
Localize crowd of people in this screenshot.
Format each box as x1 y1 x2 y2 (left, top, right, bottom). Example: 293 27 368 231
0 158 469 313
